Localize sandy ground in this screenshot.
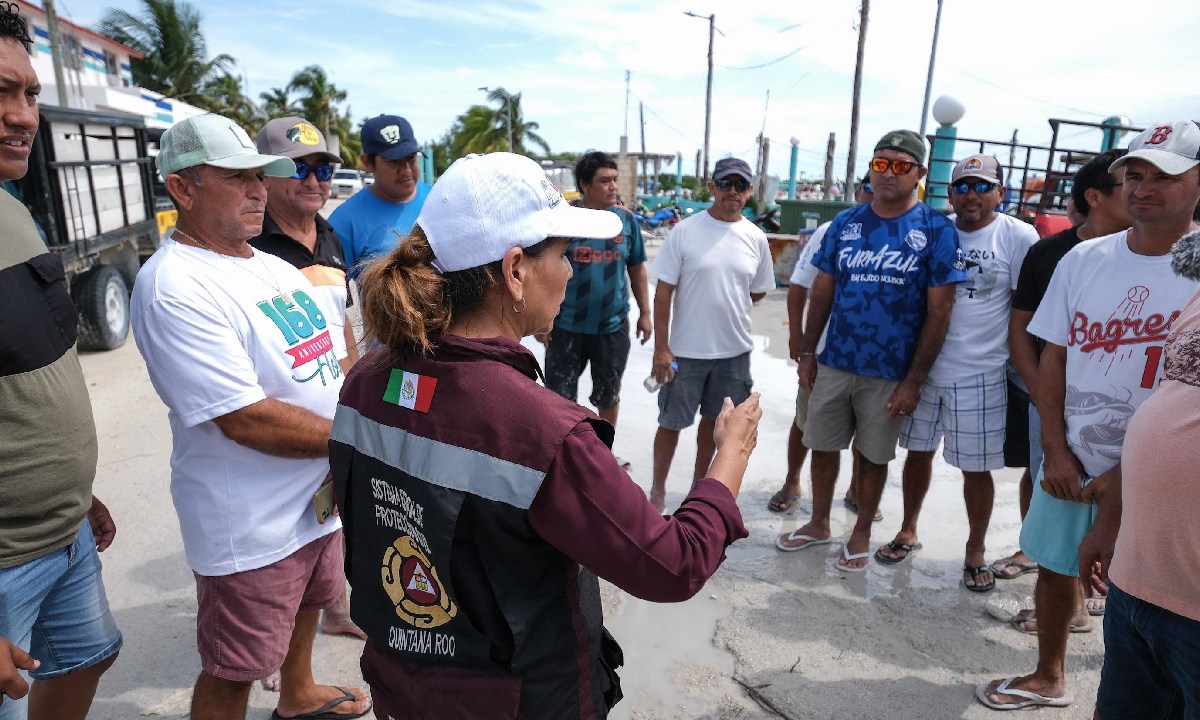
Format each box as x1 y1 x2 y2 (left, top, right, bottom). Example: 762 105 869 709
69 199 1104 718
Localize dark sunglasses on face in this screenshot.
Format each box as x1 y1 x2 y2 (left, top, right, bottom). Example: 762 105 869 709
291 162 335 182
869 157 917 175
950 180 998 195
714 177 751 192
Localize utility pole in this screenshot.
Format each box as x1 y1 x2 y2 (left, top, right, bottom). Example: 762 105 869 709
624 70 631 139
758 136 770 205
639 101 648 195
44 0 70 107
684 12 717 183
918 0 945 139
846 0 869 192
825 132 836 200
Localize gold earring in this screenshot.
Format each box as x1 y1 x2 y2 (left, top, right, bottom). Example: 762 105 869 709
512 298 526 314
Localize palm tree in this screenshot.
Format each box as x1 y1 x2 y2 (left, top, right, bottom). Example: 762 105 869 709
259 87 297 119
97 0 233 106
328 109 362 168
480 87 550 156
287 65 347 138
202 74 260 134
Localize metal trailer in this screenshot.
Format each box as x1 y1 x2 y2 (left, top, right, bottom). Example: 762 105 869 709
16 104 169 351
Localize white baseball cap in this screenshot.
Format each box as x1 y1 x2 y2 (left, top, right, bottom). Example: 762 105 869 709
1110 121 1200 176
156 114 296 179
419 153 621 273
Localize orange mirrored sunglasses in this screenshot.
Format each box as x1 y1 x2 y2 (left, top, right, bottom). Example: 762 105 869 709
869 157 917 175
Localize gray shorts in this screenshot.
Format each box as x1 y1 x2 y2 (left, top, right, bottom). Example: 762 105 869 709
794 384 811 431
803 364 904 464
657 353 753 430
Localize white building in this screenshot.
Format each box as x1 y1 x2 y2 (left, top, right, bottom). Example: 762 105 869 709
16 0 204 128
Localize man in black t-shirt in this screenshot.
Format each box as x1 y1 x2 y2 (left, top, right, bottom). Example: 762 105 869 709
989 150 1131 604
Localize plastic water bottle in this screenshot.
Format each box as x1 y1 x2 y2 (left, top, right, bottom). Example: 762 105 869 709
644 361 678 392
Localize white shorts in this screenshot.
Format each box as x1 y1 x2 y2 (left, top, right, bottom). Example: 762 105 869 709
899 368 1007 472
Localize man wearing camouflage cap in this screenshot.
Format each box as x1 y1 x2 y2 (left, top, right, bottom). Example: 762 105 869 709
777 130 965 573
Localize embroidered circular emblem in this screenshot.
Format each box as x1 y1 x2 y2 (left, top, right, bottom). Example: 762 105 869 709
382 536 457 628
286 122 322 146
904 229 928 251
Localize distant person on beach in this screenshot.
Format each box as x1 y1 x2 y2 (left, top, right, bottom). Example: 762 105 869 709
990 150 1131 590
0 6 122 718
648 157 775 512
1083 227 1200 718
977 121 1200 711
131 113 370 720
874 155 1036 592
768 178 873 517
540 151 651 434
776 130 965 570
328 152 760 719
329 114 430 279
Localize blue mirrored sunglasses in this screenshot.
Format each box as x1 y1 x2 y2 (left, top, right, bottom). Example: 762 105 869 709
951 180 997 195
292 162 335 182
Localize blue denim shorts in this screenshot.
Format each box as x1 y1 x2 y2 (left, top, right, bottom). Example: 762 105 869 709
0 522 122 708
1018 464 1097 578
1098 582 1200 719
657 353 753 430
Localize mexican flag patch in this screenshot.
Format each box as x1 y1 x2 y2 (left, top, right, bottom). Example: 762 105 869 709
383 369 438 413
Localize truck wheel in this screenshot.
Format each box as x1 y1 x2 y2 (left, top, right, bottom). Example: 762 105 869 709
76 265 130 351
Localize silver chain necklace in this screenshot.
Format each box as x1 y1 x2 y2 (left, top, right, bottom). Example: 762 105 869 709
174 229 293 304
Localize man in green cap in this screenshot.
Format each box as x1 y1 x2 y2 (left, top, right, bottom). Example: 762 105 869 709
776 130 965 573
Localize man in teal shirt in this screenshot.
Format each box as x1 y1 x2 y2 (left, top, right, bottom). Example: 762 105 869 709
542 151 651 430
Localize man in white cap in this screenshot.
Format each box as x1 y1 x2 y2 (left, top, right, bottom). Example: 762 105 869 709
130 114 370 720
978 120 1200 711
875 155 1037 592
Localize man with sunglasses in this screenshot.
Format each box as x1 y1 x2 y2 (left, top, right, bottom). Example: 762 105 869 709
329 114 430 279
253 116 354 373
780 130 965 571
649 157 775 511
873 155 1037 591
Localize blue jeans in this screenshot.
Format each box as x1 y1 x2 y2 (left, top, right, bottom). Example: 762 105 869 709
0 522 122 720
1098 582 1200 719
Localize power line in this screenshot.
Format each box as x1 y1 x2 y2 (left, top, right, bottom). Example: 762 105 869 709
945 65 1109 119
628 89 699 147
720 46 806 71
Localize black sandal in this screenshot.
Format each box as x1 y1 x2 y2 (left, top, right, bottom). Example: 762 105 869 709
964 564 996 593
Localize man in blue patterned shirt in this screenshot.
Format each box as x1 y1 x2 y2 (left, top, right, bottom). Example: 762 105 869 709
542 151 651 431
776 130 965 571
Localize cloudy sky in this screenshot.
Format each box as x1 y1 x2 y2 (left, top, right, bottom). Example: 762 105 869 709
59 0 1200 180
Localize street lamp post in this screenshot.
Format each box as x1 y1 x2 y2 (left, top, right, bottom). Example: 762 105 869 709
478 86 513 151
683 11 716 183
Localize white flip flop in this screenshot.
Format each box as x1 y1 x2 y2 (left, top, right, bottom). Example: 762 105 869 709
836 544 872 572
775 530 832 552
975 677 1073 710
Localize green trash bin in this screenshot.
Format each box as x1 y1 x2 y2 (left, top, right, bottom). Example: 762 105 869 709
778 199 854 235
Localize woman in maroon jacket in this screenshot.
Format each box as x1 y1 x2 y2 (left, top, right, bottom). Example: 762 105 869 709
330 152 760 720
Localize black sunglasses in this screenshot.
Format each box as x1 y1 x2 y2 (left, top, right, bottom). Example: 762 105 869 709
291 162 335 182
950 180 998 195
714 177 751 192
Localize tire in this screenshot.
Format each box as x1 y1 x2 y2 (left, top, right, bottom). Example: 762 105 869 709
75 265 130 351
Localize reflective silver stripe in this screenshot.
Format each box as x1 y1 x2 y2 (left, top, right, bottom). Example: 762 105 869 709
332 405 546 509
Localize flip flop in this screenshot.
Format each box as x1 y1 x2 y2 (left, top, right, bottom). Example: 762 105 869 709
963 564 996 593
975 677 1073 710
990 556 1039 580
767 489 803 513
874 540 922 566
1010 609 1091 634
775 530 832 552
842 497 883 522
271 686 371 719
1086 595 1107 616
836 544 871 573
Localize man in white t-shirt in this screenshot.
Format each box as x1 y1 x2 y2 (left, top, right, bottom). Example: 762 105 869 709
978 121 1200 711
875 155 1036 593
130 114 370 720
649 158 775 511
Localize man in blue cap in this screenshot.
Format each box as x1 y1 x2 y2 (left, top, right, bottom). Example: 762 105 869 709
329 114 431 279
